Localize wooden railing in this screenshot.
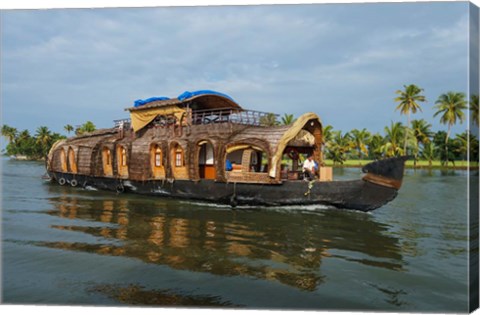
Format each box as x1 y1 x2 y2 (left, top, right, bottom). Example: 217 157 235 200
113 108 278 129
113 119 131 129
191 108 278 127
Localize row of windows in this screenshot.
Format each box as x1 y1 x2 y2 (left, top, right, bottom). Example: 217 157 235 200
100 144 185 176
61 142 266 177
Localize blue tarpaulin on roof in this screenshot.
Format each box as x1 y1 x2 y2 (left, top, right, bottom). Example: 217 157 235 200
134 97 170 107
177 90 235 102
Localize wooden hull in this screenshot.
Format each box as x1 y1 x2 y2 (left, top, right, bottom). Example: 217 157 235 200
46 171 398 212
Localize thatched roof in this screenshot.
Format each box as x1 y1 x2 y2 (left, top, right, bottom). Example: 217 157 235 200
269 113 322 177
225 112 322 178
69 128 118 140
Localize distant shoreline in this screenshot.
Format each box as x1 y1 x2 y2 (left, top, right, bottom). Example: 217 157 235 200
323 159 478 171
325 163 477 171
3 155 44 161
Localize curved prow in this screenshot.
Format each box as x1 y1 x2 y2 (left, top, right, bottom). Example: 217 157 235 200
362 156 409 190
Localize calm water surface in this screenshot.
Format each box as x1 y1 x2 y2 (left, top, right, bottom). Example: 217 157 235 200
1 158 473 311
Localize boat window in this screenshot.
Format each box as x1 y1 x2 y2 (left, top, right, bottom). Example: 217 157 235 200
155 147 162 167
102 147 113 176
225 147 268 173
102 148 112 166
116 145 129 177
150 144 165 179
175 150 184 167
121 147 127 166
67 147 77 173
59 149 67 172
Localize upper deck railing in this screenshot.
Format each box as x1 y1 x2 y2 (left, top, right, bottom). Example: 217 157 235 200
191 108 278 126
113 118 131 129
114 108 279 129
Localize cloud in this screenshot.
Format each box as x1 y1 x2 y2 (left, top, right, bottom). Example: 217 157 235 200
1 2 472 136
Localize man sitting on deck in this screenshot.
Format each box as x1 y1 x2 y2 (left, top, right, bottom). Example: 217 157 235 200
303 155 317 181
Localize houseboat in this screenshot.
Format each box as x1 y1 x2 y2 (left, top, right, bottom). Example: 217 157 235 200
45 90 408 211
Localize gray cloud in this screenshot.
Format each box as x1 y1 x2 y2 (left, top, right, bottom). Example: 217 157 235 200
1 2 472 137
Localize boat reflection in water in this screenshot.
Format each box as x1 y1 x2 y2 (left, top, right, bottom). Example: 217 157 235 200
43 188 405 294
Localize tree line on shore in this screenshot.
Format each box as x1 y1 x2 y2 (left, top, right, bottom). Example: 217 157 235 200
265 85 479 166
1 121 96 160
1 85 478 166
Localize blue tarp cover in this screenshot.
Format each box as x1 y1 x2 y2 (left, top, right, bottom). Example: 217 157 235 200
134 97 170 107
177 90 235 102
133 90 235 108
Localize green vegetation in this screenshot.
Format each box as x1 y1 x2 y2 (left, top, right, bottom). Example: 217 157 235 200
1 121 97 160
75 121 96 135
1 125 65 160
394 84 426 153
323 159 478 169
1 87 478 169
319 87 478 169
434 92 468 165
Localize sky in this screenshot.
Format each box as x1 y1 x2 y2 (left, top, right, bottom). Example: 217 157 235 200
1 0 478 142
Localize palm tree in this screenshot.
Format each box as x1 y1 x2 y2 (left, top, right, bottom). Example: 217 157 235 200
322 125 334 145
76 121 97 135
381 121 405 157
322 125 334 159
35 126 52 156
411 119 433 146
350 128 371 159
410 119 433 166
1 125 18 143
394 84 426 153
454 131 479 161
367 133 384 160
470 94 479 126
259 113 279 127
434 91 468 165
325 131 353 165
420 142 437 167
64 124 74 135
281 114 295 125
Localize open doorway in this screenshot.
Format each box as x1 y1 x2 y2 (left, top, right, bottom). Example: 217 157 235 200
198 141 215 179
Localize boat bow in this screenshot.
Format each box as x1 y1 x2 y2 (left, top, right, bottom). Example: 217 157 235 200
361 156 409 190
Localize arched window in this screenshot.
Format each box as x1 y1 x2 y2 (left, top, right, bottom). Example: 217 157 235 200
116 145 129 177
150 144 165 179
225 145 270 183
154 147 162 167
59 149 67 172
170 143 188 180
175 148 184 167
67 147 78 173
121 147 127 166
102 147 113 176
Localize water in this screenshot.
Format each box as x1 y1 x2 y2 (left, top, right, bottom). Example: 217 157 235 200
1 158 474 312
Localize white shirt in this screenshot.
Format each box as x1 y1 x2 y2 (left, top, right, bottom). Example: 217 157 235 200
303 159 315 171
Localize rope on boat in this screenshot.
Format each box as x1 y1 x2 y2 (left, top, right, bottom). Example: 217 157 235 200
116 180 125 194
304 180 314 196
230 182 238 208
82 176 89 188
